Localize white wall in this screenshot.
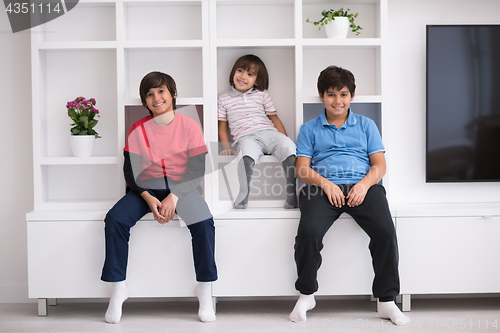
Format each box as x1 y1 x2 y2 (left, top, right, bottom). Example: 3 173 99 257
0 12 33 302
385 0 500 205
0 0 500 303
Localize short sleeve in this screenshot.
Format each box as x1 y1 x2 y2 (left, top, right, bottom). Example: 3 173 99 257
124 123 141 155
262 90 277 115
296 123 314 158
217 95 227 121
365 119 385 155
187 118 208 157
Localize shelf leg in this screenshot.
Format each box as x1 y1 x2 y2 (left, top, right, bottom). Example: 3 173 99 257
212 297 217 314
370 295 376 302
48 298 57 306
38 298 48 317
401 294 411 312
395 295 402 304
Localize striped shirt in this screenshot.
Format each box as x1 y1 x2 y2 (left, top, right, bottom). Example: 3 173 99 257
218 87 278 142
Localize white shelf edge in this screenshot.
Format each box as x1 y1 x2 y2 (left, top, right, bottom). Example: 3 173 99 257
124 40 203 49
302 38 382 48
37 41 117 50
39 156 120 165
303 95 382 104
216 39 296 48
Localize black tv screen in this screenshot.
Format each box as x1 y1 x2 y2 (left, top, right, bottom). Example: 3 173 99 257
426 25 500 182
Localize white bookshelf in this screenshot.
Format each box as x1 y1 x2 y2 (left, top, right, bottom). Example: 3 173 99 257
30 0 386 211
28 0 389 313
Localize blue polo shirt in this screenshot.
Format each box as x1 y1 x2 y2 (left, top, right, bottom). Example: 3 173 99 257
296 109 385 184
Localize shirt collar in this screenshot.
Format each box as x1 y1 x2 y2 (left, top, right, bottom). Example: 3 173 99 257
228 86 258 97
320 108 357 128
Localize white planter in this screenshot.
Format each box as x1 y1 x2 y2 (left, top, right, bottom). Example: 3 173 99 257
324 17 349 39
70 135 95 157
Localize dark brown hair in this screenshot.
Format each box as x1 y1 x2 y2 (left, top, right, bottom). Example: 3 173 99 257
229 54 269 91
317 66 356 97
139 71 177 115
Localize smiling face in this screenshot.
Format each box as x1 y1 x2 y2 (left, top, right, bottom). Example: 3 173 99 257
320 86 354 125
145 86 176 117
233 67 258 93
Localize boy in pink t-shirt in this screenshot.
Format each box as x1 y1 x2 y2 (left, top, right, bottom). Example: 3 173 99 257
101 72 217 324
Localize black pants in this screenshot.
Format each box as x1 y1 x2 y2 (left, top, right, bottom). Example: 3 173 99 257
294 184 399 300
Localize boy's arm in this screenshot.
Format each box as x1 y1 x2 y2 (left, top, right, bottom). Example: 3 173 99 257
296 156 346 208
268 114 287 136
346 152 386 207
218 120 235 155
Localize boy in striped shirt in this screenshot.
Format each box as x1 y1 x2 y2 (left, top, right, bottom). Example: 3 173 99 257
218 54 297 209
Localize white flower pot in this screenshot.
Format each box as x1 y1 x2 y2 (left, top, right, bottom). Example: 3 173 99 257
70 135 95 157
324 17 350 39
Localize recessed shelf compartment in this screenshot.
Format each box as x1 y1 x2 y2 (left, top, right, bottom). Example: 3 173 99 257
302 0 380 39
302 47 380 98
38 2 116 43
124 1 203 41
41 164 122 204
216 1 294 40
217 47 296 140
125 48 203 100
38 49 117 158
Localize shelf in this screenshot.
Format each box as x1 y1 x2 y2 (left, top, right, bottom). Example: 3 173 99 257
39 156 120 165
302 38 382 47
216 39 296 48
37 41 117 50
123 40 203 49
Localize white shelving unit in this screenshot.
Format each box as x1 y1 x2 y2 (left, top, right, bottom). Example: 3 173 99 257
28 0 391 315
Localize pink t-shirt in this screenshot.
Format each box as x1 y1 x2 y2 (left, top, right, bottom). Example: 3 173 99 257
124 113 207 181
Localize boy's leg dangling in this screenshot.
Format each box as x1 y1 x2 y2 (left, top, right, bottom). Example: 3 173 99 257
234 156 255 209
282 155 298 209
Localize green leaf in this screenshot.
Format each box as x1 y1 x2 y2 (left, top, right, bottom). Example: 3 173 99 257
79 116 89 129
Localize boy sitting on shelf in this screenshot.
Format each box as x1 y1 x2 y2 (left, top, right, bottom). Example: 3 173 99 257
289 65 410 326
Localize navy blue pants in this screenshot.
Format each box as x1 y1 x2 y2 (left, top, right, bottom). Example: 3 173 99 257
101 180 217 283
294 184 399 301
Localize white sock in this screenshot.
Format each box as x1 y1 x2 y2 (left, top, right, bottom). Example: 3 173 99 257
105 281 129 324
378 301 410 325
196 282 216 323
289 294 316 322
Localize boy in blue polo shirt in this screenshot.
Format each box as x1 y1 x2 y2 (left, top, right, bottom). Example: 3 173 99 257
289 66 409 326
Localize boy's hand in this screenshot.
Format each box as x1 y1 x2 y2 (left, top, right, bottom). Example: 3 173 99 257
141 191 166 224
160 193 179 223
220 148 236 156
347 183 368 207
322 182 345 208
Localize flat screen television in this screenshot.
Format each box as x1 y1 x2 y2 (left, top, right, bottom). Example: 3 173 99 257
426 25 500 182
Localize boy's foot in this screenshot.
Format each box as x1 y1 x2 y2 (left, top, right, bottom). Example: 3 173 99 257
196 282 216 323
378 301 410 325
289 294 316 322
233 190 249 209
284 195 298 209
105 281 129 324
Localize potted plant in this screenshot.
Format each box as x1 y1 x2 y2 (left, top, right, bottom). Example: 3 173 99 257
67 96 101 157
307 8 362 38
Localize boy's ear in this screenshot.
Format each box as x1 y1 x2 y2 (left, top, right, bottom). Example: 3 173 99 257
318 91 324 101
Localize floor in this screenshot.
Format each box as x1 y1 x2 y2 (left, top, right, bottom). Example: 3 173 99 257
1 297 499 333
